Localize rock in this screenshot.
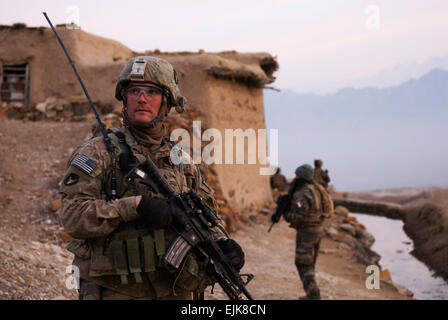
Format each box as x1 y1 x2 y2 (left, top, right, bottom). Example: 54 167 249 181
325 225 340 238
393 282 414 297
239 215 251 224
256 213 267 224
355 246 381 265
59 231 74 243
249 215 258 224
382 279 414 297
334 206 349 217
380 269 392 281
50 199 61 212
35 97 57 114
12 102 24 109
72 102 89 116
104 113 122 129
355 228 375 247
339 243 353 251
343 216 359 225
6 107 24 119
258 208 271 216
340 234 358 248
35 103 46 113
339 223 357 236
320 248 337 254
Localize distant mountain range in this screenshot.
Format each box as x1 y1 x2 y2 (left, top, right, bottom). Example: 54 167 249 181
294 55 448 94
264 68 448 191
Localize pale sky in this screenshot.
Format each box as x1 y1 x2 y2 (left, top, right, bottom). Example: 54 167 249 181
1 0 448 93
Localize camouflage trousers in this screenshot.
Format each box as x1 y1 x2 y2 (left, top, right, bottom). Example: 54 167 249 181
78 279 193 300
294 226 323 299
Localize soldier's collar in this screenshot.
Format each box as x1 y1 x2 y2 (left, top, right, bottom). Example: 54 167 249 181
120 126 172 159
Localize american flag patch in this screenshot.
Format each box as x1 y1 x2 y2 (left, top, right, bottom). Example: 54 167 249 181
297 200 302 208
72 154 98 175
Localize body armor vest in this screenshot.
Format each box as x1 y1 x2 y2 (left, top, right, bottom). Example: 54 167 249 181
68 127 211 295
296 183 334 226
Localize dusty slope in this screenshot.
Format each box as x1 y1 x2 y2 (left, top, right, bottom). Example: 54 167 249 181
0 120 91 299
0 119 411 300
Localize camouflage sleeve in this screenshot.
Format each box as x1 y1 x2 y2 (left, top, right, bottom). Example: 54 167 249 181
59 138 139 239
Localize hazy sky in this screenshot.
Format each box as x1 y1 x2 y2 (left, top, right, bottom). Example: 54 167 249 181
1 0 448 93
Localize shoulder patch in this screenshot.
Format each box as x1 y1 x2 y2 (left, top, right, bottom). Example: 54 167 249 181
72 154 98 175
64 173 79 186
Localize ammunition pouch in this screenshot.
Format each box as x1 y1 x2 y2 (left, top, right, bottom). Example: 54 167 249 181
68 225 211 292
73 225 167 285
173 251 211 292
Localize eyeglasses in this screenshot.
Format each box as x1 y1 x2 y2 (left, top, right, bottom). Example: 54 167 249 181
126 86 163 99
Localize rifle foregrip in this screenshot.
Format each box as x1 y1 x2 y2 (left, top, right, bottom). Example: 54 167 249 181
201 206 220 227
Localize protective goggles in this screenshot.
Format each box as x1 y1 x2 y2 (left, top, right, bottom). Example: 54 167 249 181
125 85 164 99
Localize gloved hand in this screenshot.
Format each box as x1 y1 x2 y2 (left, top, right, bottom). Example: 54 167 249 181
136 195 175 229
271 212 281 223
216 238 245 272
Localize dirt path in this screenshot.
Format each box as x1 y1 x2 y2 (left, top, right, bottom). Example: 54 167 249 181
205 221 411 300
0 119 412 300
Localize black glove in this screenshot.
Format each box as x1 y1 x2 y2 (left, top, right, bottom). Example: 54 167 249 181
271 212 281 223
136 196 174 229
216 238 245 272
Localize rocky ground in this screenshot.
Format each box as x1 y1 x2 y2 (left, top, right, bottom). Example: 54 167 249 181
0 119 412 300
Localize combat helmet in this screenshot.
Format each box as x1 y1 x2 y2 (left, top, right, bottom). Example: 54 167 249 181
295 164 314 183
115 56 185 113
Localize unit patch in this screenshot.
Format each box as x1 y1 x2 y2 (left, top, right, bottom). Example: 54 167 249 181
64 173 79 186
72 154 98 175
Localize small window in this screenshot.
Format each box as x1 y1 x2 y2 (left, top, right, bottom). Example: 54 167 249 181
1 63 29 104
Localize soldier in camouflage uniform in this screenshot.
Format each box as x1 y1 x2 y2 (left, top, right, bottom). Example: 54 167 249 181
270 167 288 192
313 159 331 190
285 164 333 300
59 56 245 300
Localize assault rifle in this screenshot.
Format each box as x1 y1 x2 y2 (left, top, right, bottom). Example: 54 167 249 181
127 157 254 300
43 12 253 300
268 179 298 232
